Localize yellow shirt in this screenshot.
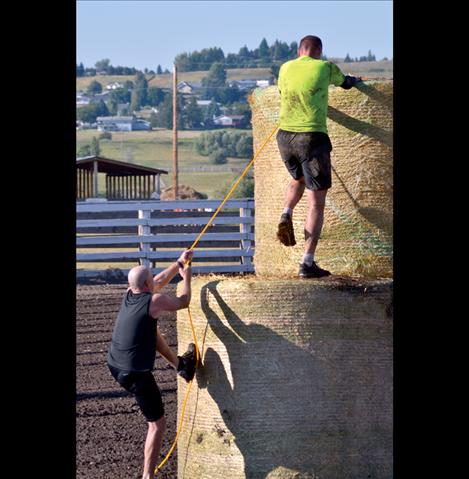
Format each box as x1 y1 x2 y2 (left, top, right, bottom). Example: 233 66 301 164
278 56 345 133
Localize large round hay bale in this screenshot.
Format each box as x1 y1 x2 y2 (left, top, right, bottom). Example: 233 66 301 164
177 276 393 478
249 81 393 278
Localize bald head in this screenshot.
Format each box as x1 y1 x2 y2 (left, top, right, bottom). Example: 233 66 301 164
128 265 152 290
298 35 323 59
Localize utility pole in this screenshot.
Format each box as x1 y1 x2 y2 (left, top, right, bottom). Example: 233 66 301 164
172 63 178 200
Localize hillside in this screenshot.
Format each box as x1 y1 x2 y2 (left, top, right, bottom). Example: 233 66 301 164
76 67 273 91
76 61 392 91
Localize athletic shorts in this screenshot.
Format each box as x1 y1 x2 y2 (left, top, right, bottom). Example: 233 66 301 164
276 129 332 191
108 364 164 422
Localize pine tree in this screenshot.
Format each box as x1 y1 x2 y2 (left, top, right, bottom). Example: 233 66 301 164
184 97 203 129
259 38 270 59
157 64 163 74
95 59 111 73
76 62 85 77
130 71 148 111
289 41 298 57
87 80 103 95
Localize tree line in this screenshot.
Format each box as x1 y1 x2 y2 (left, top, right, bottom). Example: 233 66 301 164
78 43 388 78
76 59 170 77
344 50 383 62
175 39 305 72
195 130 253 164
175 41 387 71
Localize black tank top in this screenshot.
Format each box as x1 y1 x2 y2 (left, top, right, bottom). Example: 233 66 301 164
107 290 156 372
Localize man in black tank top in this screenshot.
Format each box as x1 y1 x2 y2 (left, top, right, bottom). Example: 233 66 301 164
107 249 196 479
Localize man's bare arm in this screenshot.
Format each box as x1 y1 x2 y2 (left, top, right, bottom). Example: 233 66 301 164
149 263 192 317
152 249 194 292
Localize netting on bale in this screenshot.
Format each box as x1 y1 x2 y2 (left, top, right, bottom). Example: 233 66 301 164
177 276 393 479
249 81 393 278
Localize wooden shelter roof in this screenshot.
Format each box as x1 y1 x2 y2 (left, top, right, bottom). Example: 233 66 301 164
76 156 168 176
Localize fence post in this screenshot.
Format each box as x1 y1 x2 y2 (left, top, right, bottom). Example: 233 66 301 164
240 205 252 270
138 208 151 268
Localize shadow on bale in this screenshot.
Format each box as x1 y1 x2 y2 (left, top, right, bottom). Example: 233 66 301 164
354 83 393 111
327 106 392 147
330 165 393 236
194 280 378 479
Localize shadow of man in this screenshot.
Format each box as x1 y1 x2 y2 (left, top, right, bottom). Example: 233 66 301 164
327 106 392 147
195 280 391 479
326 83 393 237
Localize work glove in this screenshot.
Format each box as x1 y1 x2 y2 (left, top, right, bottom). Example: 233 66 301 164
340 75 362 90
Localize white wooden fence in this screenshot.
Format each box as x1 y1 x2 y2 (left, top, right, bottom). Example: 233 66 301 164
76 199 255 278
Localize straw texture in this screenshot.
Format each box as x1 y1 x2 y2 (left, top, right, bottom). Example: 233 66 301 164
177 276 393 478
249 81 393 278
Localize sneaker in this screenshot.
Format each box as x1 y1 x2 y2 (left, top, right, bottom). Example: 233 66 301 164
277 213 296 246
299 261 331 278
177 343 197 382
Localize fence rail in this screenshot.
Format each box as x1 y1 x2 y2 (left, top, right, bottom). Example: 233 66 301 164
76 199 255 278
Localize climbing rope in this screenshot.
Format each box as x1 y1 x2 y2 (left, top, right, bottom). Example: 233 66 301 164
154 123 279 475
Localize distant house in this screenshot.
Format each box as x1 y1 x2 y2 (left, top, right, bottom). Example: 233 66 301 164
92 91 110 102
196 100 213 107
77 121 97 130
196 100 223 109
256 79 271 88
76 93 91 106
132 118 152 131
229 80 257 90
228 79 271 90
213 114 246 127
97 116 151 132
106 82 124 90
177 81 203 94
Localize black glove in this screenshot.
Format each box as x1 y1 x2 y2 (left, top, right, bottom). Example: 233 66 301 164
340 75 362 90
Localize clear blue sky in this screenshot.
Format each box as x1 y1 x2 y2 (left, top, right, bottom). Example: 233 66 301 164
77 1 393 71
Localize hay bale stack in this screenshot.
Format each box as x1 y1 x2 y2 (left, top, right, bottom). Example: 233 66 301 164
249 81 393 278
160 185 207 200
177 276 393 478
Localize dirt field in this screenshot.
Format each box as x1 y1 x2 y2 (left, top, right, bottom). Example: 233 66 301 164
76 282 178 479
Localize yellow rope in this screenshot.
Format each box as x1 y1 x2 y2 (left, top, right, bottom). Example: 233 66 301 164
188 124 279 252
154 124 279 475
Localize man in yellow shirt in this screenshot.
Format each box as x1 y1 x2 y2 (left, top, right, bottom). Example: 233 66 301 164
276 35 361 278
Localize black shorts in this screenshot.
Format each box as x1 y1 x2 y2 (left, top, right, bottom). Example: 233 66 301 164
276 129 332 191
108 364 164 422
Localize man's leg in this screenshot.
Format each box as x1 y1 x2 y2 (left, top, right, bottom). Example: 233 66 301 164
299 188 331 278
277 177 305 246
157 327 197 381
284 177 305 211
304 188 328 256
142 416 166 479
156 327 178 368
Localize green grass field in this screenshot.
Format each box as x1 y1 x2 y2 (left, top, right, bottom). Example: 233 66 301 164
77 129 249 198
